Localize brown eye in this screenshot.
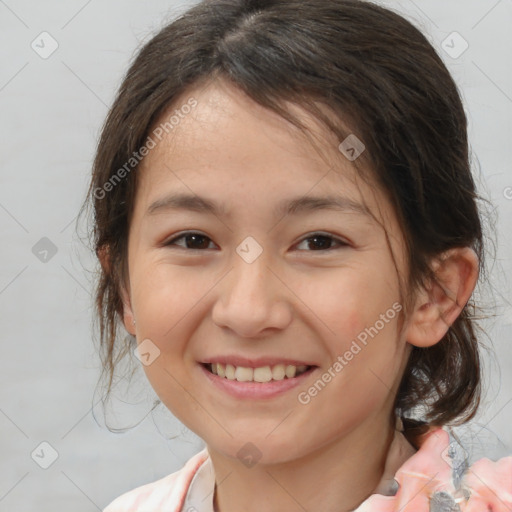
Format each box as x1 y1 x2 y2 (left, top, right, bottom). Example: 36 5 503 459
296 233 348 251
164 231 348 252
165 232 215 250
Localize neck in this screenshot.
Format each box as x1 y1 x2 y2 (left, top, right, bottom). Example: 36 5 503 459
208 411 402 512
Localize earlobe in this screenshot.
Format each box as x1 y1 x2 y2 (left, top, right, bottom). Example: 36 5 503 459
120 283 136 336
405 247 479 348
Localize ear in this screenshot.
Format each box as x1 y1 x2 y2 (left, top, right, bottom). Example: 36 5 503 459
404 247 479 348
119 282 136 336
97 244 136 336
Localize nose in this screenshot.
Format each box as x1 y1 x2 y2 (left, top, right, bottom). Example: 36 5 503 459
211 251 293 338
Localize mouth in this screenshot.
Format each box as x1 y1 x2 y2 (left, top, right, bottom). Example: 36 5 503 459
201 362 315 383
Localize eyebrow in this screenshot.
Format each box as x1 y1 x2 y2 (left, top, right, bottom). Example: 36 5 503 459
146 192 371 219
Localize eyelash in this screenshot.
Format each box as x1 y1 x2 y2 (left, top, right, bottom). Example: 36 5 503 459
163 231 349 252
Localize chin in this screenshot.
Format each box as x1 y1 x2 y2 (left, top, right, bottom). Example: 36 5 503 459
208 433 310 467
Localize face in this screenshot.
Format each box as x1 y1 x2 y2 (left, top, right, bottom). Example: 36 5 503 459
121 78 412 464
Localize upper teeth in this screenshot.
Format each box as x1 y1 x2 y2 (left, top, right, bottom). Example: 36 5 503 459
210 363 309 382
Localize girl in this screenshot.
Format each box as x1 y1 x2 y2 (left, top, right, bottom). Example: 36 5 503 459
82 0 512 510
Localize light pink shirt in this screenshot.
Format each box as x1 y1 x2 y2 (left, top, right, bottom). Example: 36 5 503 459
103 427 512 512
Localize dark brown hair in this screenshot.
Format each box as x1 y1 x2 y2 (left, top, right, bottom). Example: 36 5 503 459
79 0 492 438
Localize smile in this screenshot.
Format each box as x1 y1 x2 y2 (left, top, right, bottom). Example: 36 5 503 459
199 361 318 400
205 362 311 382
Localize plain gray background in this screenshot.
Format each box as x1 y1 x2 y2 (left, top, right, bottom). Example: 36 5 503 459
1 1 511 510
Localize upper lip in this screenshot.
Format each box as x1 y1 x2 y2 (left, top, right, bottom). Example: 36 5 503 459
200 356 317 368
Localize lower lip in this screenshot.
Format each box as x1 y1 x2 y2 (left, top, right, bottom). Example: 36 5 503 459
199 363 317 399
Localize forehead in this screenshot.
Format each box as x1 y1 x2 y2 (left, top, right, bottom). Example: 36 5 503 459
134 78 393 228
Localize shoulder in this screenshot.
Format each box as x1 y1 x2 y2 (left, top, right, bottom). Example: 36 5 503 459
355 427 512 512
103 448 209 512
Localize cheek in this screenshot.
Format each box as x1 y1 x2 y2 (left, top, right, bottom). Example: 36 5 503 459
342 308 365 338
300 268 398 343
307 271 404 387
333 315 404 406
131 263 197 339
